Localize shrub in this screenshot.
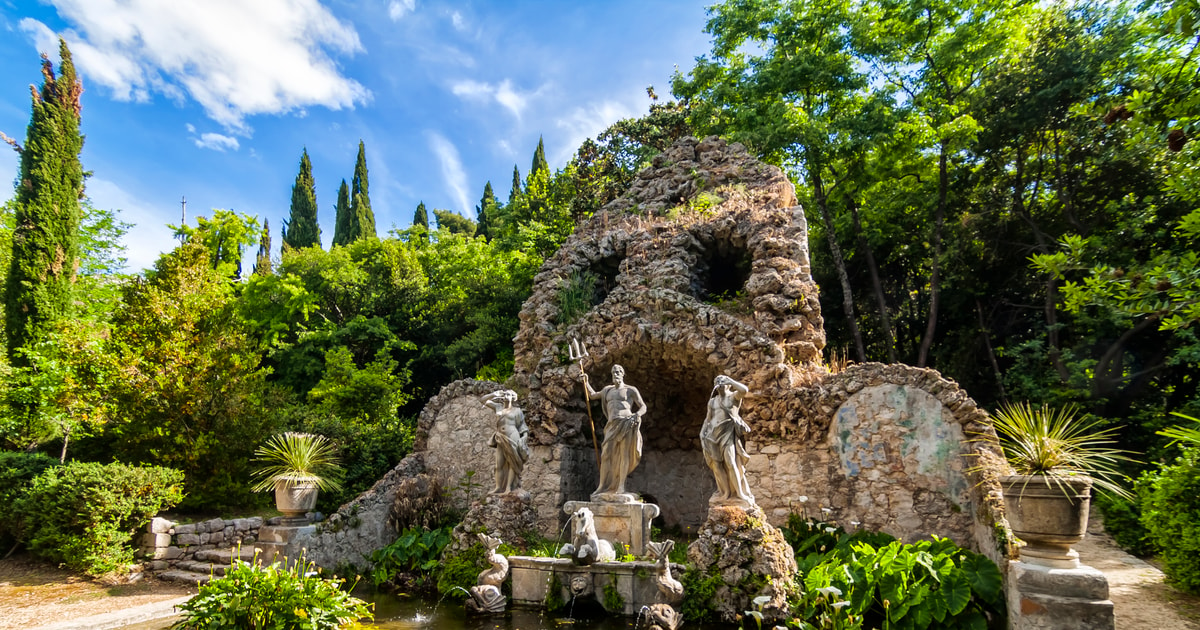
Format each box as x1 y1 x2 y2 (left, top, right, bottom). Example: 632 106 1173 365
0 451 61 543
1138 448 1200 592
1096 493 1157 557
436 542 488 598
13 461 184 576
172 555 372 629
781 516 1005 630
369 525 453 588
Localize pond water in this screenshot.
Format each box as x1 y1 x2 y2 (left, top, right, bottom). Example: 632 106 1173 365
363 592 682 630
127 591 734 629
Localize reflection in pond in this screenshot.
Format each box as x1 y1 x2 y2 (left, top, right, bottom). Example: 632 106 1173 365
363 592 659 629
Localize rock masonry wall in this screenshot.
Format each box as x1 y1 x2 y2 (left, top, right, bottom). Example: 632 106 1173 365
138 516 265 570
297 135 1013 571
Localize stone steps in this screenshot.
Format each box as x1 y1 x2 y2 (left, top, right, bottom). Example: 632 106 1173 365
159 546 280 585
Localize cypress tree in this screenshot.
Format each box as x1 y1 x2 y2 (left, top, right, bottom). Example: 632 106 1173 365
413 201 429 241
531 136 549 176
350 140 376 240
332 179 353 246
5 39 85 364
253 218 272 275
476 181 496 241
509 165 522 204
282 149 321 250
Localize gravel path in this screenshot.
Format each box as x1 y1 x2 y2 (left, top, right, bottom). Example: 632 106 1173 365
1078 517 1200 630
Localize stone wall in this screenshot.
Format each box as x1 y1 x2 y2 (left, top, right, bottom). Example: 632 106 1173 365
138 516 265 569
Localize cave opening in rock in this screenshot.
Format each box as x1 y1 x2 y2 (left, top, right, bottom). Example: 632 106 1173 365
589 252 623 304
574 339 721 529
692 234 752 304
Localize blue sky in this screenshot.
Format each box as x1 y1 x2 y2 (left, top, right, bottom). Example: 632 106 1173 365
0 0 713 271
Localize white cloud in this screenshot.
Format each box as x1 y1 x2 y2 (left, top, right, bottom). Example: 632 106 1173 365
426 132 470 217
450 11 465 31
193 132 240 152
85 177 177 272
22 0 370 134
185 123 196 134
389 0 415 21
555 100 640 166
449 78 534 120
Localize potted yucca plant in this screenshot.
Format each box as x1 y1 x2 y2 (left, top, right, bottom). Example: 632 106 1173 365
251 432 344 518
991 402 1136 568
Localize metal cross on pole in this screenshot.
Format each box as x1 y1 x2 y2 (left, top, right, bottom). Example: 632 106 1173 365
570 337 601 466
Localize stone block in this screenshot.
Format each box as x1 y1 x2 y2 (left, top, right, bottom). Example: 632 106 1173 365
174 523 196 535
163 546 184 560
205 518 225 533
1007 561 1114 630
199 533 211 545
248 517 264 529
149 560 169 571
177 534 200 546
234 518 250 532
150 517 174 534
141 532 171 548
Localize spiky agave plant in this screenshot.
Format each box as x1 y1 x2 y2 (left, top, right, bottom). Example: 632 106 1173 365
990 402 1137 499
250 432 344 493
1159 413 1200 447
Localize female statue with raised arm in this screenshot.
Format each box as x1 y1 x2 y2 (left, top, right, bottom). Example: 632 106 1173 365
480 389 528 494
700 374 754 506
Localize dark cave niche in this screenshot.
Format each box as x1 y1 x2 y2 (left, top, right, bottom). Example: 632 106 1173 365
573 340 719 529
589 251 623 305
693 235 752 304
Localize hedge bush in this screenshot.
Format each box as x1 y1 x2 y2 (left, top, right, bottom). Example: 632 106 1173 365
1138 448 1200 592
13 461 184 576
0 451 61 543
171 555 372 629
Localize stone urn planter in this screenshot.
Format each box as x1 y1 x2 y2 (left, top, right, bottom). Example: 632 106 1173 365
274 479 321 517
1002 474 1092 569
251 432 343 521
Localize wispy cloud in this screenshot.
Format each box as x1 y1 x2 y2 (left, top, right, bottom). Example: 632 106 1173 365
389 0 415 21
449 78 535 120
426 131 470 217
193 132 240 152
554 99 640 166
85 177 177 272
450 11 465 31
22 0 370 134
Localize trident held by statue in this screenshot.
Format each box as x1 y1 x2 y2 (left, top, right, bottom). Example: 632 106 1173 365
569 337 601 466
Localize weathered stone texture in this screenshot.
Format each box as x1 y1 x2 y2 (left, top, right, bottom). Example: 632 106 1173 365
687 504 797 624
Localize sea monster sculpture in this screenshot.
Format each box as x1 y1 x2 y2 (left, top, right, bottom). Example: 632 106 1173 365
557 506 616 565
643 540 683 630
466 533 508 614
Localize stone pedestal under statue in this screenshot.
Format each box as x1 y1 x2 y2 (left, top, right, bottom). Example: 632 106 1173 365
449 491 538 553
563 500 659 557
687 503 796 624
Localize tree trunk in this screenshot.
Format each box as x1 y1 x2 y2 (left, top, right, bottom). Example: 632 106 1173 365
811 168 866 362
976 299 1006 400
846 194 897 362
917 144 947 367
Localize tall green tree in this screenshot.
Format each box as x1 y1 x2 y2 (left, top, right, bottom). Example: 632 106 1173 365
509 165 522 204
172 209 261 279
331 179 353 246
254 218 272 276
531 136 550 176
350 141 375 241
282 149 321 250
413 201 429 242
476 181 498 241
432 209 476 236
5 39 84 365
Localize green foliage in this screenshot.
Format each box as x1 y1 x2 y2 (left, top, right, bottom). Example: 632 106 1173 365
602 575 625 611
681 566 725 623
172 209 261 279
543 572 566 613
369 526 453 587
1137 447 1200 592
413 202 429 238
12 461 184 576
332 141 375 247
1096 493 1156 557
283 149 321 251
989 402 1137 499
99 242 278 510
250 432 344 493
253 218 272 276
436 542 488 598
1159 412 1200 447
0 451 60 543
556 270 598 327
172 554 372 629
5 39 85 365
432 209 476 236
789 532 1005 630
307 347 410 424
